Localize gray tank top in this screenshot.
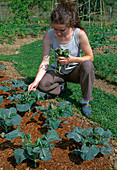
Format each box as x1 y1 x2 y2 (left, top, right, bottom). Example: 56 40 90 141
48 28 81 74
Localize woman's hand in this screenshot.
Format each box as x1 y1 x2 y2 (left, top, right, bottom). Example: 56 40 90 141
57 55 72 65
28 81 39 92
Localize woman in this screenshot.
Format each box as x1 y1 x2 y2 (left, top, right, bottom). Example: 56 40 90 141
28 2 95 117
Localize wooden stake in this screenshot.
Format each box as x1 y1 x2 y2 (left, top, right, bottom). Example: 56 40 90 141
103 0 107 26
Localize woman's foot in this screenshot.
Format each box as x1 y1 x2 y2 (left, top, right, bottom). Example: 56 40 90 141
81 104 91 117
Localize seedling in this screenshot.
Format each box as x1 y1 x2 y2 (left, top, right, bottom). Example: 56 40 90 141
5 127 61 168
66 127 113 161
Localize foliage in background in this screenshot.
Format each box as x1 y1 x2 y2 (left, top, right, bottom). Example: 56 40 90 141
0 0 51 44
94 54 117 85
0 0 117 44
82 22 116 49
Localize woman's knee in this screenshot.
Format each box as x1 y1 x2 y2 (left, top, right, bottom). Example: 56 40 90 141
80 60 94 73
38 79 50 92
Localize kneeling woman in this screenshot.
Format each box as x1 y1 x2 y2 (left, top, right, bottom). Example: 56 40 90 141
28 1 95 117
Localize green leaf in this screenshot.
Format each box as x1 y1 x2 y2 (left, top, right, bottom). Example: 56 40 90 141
0 108 4 118
0 86 11 91
1 132 5 138
0 65 7 70
57 101 71 107
51 120 56 129
46 129 61 142
36 105 45 111
5 114 21 126
66 127 84 142
14 149 28 165
39 148 51 161
0 96 3 105
11 79 27 90
102 129 112 139
94 128 104 136
80 144 99 161
5 126 24 141
16 103 30 112
7 96 15 101
35 89 46 98
5 107 17 117
100 146 113 155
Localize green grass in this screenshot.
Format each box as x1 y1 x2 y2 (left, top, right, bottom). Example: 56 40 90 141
94 54 117 85
0 40 117 138
0 40 43 83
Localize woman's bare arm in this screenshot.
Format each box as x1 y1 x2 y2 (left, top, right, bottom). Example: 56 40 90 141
28 32 51 91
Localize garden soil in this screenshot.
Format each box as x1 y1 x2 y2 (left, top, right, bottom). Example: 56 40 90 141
0 61 117 170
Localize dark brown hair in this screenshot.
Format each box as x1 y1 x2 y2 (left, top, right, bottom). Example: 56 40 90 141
51 1 84 30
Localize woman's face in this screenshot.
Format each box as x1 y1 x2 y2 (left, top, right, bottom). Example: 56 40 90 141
52 23 69 37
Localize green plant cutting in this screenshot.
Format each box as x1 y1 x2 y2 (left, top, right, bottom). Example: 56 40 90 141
54 48 70 72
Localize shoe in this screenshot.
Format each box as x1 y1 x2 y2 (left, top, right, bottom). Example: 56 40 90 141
81 104 91 117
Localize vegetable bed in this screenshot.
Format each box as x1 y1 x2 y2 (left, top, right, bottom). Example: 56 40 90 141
0 62 116 170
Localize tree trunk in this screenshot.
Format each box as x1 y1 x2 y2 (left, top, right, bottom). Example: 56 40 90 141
89 0 90 22
109 6 112 21
100 0 102 27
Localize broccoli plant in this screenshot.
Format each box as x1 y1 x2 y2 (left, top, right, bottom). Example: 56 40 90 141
0 107 21 135
66 126 113 161
8 90 45 112
0 79 46 112
0 80 12 92
5 127 61 168
32 101 73 129
0 79 27 95
54 48 70 72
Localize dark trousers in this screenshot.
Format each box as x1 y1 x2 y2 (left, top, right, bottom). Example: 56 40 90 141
38 60 95 101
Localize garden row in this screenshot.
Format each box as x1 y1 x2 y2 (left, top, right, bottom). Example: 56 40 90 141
0 65 113 168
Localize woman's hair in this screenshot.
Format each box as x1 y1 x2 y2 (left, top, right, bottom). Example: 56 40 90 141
51 1 84 30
